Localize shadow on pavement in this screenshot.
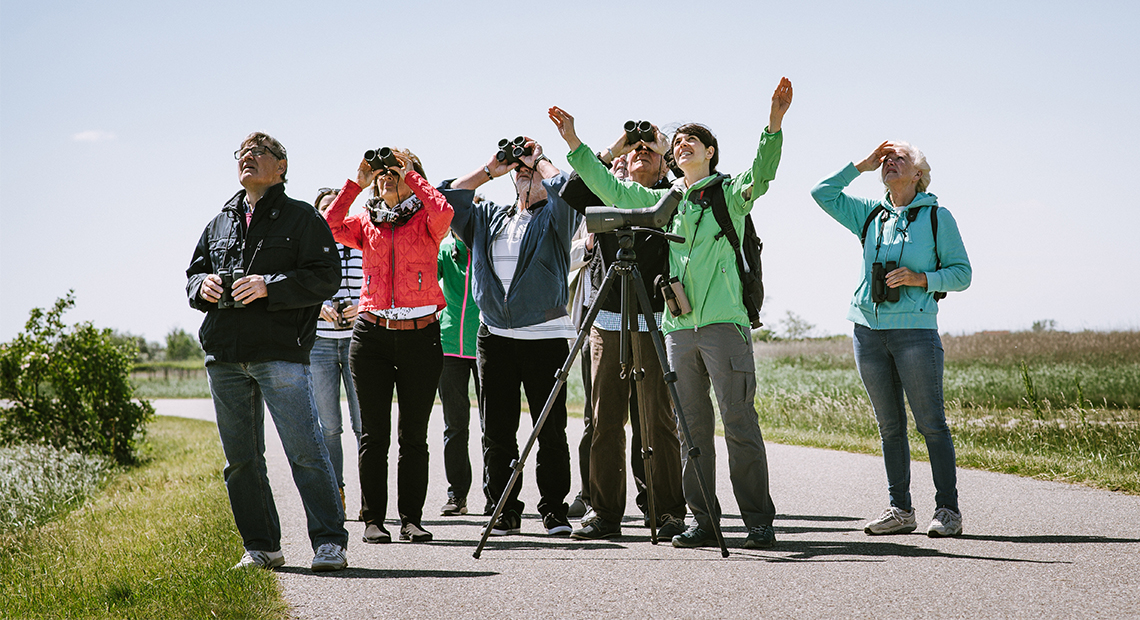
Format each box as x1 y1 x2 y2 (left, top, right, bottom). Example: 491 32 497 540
277 567 498 579
958 534 1140 545
752 539 1067 564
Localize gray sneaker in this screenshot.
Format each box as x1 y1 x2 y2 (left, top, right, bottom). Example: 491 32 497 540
232 549 284 570
927 507 963 537
655 514 687 540
567 494 589 519
441 494 468 516
570 517 621 540
310 543 347 572
864 507 917 535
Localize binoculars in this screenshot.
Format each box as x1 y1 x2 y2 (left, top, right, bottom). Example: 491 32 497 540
217 267 245 309
364 147 400 172
871 261 900 303
496 136 533 166
333 298 352 328
624 120 656 145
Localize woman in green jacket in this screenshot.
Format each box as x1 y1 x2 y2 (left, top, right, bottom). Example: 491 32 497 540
548 77 792 550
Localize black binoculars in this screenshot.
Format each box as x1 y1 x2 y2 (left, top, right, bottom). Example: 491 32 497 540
333 298 352 328
624 120 656 145
217 267 246 309
871 261 900 303
364 147 400 172
496 136 532 166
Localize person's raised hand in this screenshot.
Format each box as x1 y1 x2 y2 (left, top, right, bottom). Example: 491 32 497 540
356 158 382 188
856 141 892 173
548 106 582 152
769 77 793 133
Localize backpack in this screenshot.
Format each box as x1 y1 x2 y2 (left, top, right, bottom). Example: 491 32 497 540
860 204 946 301
689 174 765 328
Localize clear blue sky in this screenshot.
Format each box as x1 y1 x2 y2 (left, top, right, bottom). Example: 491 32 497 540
2 0 1138 343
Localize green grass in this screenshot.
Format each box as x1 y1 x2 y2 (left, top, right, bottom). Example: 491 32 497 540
0 416 287 620
752 331 1140 494
1 444 113 533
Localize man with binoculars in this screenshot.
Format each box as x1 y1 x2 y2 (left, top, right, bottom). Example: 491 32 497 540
186 132 349 572
559 123 687 541
439 136 582 538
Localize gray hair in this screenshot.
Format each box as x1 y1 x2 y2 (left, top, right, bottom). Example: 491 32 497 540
882 141 931 193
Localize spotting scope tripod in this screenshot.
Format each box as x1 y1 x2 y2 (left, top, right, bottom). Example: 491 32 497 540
473 224 730 559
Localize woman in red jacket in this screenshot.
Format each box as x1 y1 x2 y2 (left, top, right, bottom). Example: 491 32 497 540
324 149 453 544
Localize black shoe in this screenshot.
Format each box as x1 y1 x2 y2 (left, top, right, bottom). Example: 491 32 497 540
655 514 687 539
400 522 433 542
483 501 495 516
671 525 716 548
743 525 776 549
543 512 573 536
362 523 391 544
567 494 589 519
571 517 621 540
489 510 521 536
440 494 468 516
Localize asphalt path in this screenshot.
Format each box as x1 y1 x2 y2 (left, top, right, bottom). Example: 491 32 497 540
156 399 1140 619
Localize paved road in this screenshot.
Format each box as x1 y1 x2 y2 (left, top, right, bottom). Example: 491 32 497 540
156 399 1140 619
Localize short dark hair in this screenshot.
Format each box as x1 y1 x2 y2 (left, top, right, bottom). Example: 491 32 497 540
240 132 288 183
672 123 718 173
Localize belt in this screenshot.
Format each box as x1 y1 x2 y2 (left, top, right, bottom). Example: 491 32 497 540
359 312 438 331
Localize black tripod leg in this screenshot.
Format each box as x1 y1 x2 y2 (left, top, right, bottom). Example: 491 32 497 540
473 262 623 559
624 270 658 544
629 266 730 558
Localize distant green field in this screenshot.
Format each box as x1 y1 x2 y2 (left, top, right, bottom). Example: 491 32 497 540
752 330 1140 494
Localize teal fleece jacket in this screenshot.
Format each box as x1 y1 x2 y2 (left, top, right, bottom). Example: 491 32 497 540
810 163 972 330
567 129 783 335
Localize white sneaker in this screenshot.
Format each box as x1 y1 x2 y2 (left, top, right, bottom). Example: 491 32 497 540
927 508 963 537
232 549 284 570
864 507 917 535
311 543 348 571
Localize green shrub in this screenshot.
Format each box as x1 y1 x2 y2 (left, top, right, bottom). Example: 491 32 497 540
0 293 154 465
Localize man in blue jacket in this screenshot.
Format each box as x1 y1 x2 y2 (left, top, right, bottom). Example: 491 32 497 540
440 137 582 537
186 132 349 572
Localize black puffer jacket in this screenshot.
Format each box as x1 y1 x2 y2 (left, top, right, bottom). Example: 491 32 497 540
186 183 340 365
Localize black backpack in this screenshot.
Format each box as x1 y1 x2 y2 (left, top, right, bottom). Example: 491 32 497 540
860 204 946 301
689 174 765 328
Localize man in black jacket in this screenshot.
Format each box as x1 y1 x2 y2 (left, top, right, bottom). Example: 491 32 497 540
559 129 686 541
186 132 349 572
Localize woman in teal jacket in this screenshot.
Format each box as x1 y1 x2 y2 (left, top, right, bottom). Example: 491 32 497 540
549 77 793 550
810 140 971 538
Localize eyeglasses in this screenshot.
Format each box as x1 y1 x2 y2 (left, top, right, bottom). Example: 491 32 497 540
234 146 283 160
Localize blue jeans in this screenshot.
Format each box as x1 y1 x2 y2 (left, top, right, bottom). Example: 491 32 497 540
853 324 959 513
207 361 348 552
311 336 361 488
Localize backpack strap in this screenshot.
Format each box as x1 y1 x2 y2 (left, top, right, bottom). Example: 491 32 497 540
694 174 748 266
860 205 887 247
930 204 945 301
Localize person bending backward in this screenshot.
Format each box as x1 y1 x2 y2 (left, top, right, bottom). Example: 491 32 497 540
559 128 687 541
439 137 582 537
186 132 348 572
323 149 453 545
810 141 972 537
549 76 794 550
312 188 364 512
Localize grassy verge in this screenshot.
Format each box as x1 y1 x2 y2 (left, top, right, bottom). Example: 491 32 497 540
0 416 287 620
1 445 113 533
752 332 1140 495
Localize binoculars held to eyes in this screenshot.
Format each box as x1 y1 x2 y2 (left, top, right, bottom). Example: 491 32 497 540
624 120 656 145
496 136 533 166
364 147 400 173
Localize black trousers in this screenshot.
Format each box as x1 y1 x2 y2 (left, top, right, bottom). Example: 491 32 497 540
350 319 442 528
438 355 484 502
477 326 570 519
